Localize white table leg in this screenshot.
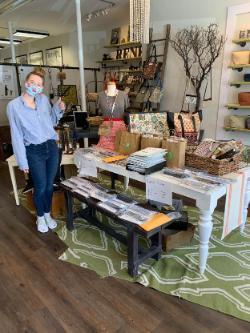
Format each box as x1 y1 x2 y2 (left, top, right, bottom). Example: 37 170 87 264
84 138 89 148
240 177 250 233
8 163 19 206
196 200 217 274
124 177 129 190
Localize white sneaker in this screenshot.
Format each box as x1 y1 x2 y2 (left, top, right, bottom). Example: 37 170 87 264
36 217 49 233
44 213 57 230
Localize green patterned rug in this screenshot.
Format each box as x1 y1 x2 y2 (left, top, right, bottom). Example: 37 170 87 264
18 175 250 322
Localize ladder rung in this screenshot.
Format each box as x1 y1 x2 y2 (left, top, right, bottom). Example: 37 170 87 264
151 38 166 42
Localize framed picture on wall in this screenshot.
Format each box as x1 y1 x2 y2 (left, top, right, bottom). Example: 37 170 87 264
57 84 78 108
16 54 28 65
29 51 43 65
110 27 121 45
45 47 63 66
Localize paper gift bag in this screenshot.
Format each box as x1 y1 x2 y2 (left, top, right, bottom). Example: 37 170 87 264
162 137 187 168
114 130 125 152
118 132 141 155
141 136 162 149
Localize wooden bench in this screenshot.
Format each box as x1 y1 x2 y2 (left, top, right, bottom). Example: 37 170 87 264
61 183 174 277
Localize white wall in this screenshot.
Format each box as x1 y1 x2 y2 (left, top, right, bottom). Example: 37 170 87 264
216 3 250 145
2 0 250 137
0 29 106 125
149 0 250 139
235 12 250 38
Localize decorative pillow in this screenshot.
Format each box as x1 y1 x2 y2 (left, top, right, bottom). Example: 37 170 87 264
232 51 250 65
229 115 247 129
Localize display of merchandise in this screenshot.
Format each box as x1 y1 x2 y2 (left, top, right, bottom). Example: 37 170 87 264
61 176 166 226
163 167 191 179
193 139 243 160
73 188 90 198
162 167 234 191
129 112 168 136
97 197 133 215
61 179 78 189
62 176 116 202
56 126 78 154
113 158 128 167
188 171 234 185
119 205 157 225
180 178 221 192
89 190 116 202
211 141 243 160
79 147 117 159
126 147 166 173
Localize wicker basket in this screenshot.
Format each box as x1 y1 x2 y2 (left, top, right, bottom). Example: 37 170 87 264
185 152 241 176
88 116 104 127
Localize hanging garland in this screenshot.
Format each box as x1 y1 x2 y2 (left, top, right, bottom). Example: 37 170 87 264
130 0 150 44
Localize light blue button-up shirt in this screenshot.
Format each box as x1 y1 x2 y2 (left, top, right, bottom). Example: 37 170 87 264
7 94 63 170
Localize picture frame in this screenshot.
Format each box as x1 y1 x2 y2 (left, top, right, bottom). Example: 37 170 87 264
110 27 121 45
29 51 43 65
16 54 28 65
57 84 78 108
45 46 63 66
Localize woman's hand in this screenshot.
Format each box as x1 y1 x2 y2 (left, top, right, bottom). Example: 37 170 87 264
23 169 29 174
58 97 66 112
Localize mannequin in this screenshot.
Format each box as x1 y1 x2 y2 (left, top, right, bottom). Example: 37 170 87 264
106 81 117 96
97 80 129 151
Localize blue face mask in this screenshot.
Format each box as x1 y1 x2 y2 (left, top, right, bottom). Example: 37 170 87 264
26 84 43 97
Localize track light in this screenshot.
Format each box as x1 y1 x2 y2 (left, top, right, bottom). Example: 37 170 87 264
84 0 115 22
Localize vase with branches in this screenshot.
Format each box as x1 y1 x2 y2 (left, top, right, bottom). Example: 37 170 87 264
171 23 225 112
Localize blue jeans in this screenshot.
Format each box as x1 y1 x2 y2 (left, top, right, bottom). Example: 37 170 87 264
26 140 59 217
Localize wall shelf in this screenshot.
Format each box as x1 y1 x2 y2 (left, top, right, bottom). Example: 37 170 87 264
226 103 250 110
224 127 250 133
104 42 142 49
230 81 250 87
228 64 250 71
232 38 250 47
118 69 143 73
97 57 142 67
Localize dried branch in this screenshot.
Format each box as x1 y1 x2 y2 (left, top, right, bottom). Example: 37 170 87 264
170 24 225 112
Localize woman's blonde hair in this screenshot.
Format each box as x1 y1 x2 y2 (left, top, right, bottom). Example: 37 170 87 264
25 67 45 84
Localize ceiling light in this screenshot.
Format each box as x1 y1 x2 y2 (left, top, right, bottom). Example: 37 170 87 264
0 38 21 45
13 29 49 39
84 0 115 22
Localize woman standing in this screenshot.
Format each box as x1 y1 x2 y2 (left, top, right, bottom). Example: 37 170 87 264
7 69 65 233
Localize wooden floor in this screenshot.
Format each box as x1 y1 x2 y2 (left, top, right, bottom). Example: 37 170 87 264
0 162 249 333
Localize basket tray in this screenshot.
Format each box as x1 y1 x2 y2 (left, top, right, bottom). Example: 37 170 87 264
185 152 241 176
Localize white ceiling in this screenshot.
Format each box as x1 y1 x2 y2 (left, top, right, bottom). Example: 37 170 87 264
0 0 129 39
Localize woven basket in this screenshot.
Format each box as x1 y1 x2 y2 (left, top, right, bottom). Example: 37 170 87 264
88 116 103 127
185 152 241 176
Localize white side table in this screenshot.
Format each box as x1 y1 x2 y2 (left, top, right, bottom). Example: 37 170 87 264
6 154 75 206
